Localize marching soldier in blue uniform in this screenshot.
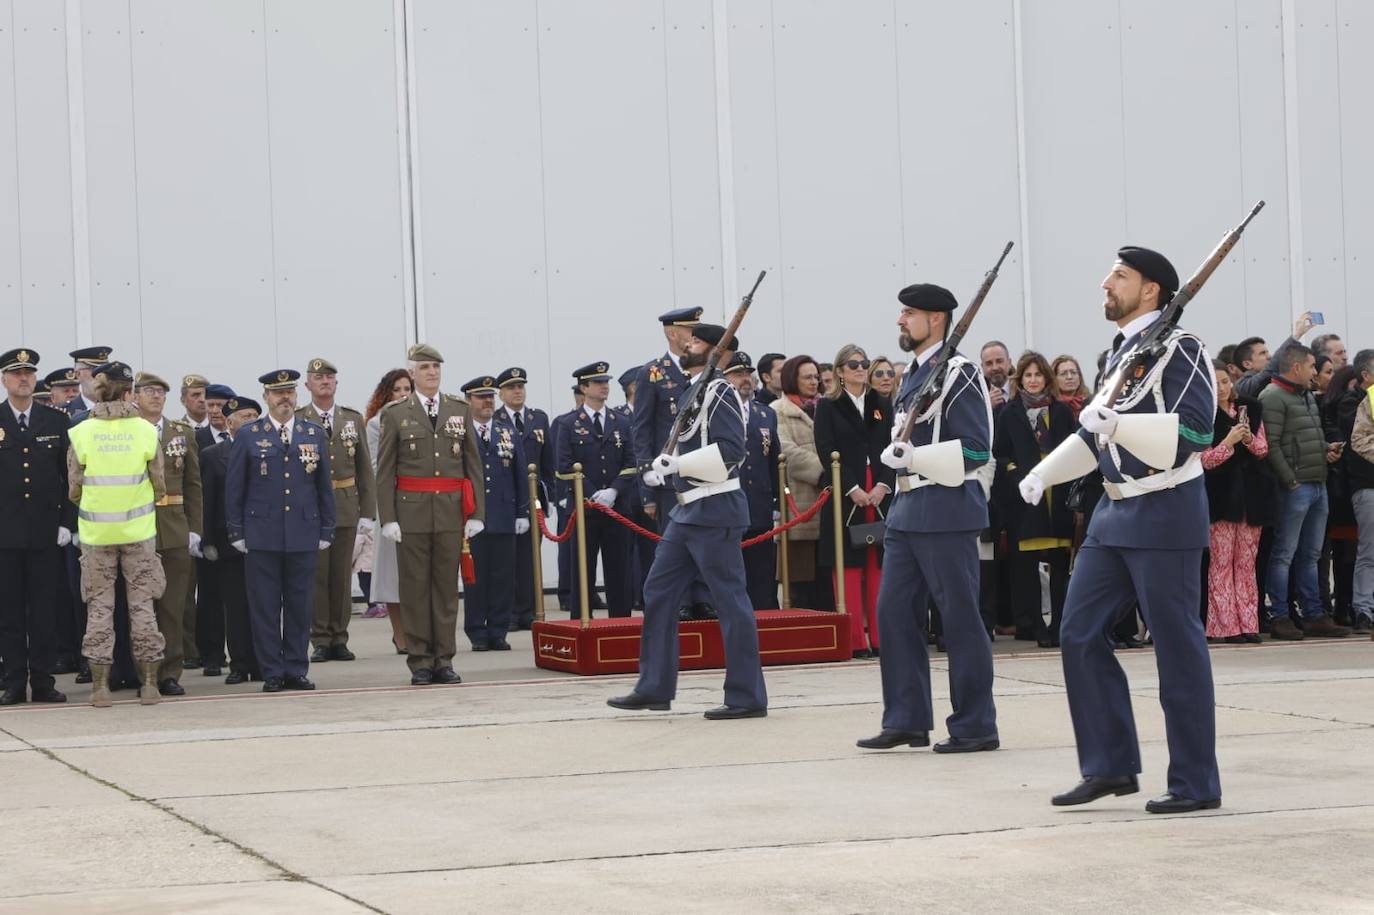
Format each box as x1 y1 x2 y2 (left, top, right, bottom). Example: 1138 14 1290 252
556 362 637 618
225 370 336 693
496 366 552 628
1021 246 1221 814
462 376 529 650
609 329 768 718
725 352 781 610
857 284 999 753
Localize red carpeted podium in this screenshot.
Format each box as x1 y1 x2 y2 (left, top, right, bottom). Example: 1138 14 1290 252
532 609 853 676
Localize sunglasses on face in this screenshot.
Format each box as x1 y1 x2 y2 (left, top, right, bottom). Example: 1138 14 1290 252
844 359 871 371
871 369 895 379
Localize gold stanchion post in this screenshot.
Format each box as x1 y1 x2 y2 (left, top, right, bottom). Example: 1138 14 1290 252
572 462 591 629
527 464 545 623
830 451 845 616
777 453 791 610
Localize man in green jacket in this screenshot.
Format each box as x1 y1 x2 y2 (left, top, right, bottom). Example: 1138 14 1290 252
1258 343 1349 640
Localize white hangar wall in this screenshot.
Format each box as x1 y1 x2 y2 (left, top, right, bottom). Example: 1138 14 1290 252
0 0 1370 412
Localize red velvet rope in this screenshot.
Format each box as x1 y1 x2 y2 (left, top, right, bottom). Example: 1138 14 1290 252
534 507 576 543
576 487 832 547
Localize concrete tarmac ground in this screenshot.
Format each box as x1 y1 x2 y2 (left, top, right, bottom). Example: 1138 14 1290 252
2 613 1372 914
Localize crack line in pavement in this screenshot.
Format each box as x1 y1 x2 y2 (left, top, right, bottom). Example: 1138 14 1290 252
0 722 388 915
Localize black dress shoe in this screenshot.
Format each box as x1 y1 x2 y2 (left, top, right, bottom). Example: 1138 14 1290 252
677 607 693 622
856 729 929 749
852 648 874 659
282 675 315 691
431 667 462 685
471 641 490 652
1051 775 1140 806
0 688 26 705
183 656 203 669
311 646 331 663
411 668 433 685
490 638 512 651
1242 632 1263 643
30 686 67 703
516 616 535 631
157 679 185 697
704 705 766 720
203 666 222 677
607 692 670 711
75 662 92 685
691 603 718 621
224 671 247 685
1145 792 1221 814
53 655 77 675
329 645 355 661
262 677 285 693
932 734 1000 753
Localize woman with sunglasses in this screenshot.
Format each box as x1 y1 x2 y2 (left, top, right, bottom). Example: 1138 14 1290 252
814 345 894 657
869 357 897 399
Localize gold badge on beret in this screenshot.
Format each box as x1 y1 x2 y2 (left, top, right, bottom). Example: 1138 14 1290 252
277 371 290 382
17 350 29 364
311 359 323 371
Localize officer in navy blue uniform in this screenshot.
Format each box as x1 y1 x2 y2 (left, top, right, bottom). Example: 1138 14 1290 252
64 345 113 420
225 370 335 692
618 366 653 612
556 363 637 617
857 284 999 753
724 352 781 610
608 330 768 718
551 383 583 611
496 367 552 628
462 376 529 650
1021 246 1221 814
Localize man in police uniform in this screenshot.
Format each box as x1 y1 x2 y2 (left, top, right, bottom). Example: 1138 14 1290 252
496 366 552 628
551 383 582 612
725 352 781 610
135 372 204 695
45 367 81 411
857 284 999 753
609 334 768 718
201 395 262 683
1021 246 1221 814
376 344 485 685
185 381 235 670
0 348 73 704
462 376 529 650
43 366 82 671
225 370 335 692
66 345 113 418
298 357 376 662
556 362 637 618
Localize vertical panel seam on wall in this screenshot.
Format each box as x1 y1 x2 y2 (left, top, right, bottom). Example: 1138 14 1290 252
1115 0 1129 234
1279 0 1305 318
767 0 786 349
259 0 281 365
657 0 678 308
401 0 425 344
532 0 555 401
7 0 24 337
1331 0 1349 331
710 0 737 307
64 0 91 349
1010 0 1033 349
888 0 907 288
1229 0 1250 332
392 0 418 348
124 0 146 359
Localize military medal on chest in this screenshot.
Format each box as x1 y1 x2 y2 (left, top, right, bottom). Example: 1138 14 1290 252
298 442 320 474
497 427 514 464
256 436 274 476
761 427 771 457
444 414 466 456
340 419 358 458
165 435 187 471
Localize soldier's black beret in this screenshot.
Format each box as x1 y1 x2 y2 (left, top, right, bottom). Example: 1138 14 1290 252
573 362 612 383
223 396 262 417
691 323 740 352
206 383 237 401
1116 246 1179 295
94 361 133 382
897 284 958 313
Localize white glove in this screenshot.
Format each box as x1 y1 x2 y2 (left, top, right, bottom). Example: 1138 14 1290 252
591 488 618 507
381 522 403 543
57 526 73 547
357 517 375 534
464 519 485 539
880 442 911 471
1018 472 1045 506
514 517 530 536
641 469 665 488
203 545 219 562
232 539 248 554
72 532 80 547
652 453 679 477
772 510 781 523
188 532 203 558
1079 404 1120 437
318 540 331 551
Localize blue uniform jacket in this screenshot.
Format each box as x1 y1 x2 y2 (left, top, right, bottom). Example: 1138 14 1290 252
498 404 553 508
669 380 750 528
225 417 337 551
555 405 636 511
1080 325 1215 550
632 353 689 506
476 416 529 535
888 354 991 534
740 399 780 530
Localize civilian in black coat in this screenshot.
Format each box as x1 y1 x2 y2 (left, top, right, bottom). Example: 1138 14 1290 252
992 353 1076 647
813 346 894 656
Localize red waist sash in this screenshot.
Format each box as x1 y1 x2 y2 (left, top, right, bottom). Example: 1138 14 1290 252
396 475 476 515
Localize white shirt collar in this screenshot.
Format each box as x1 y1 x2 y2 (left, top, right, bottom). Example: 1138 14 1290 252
912 343 940 369
583 405 604 423
10 401 29 424
1118 309 1161 345
269 415 292 437
185 415 209 429
844 387 866 413
503 405 522 422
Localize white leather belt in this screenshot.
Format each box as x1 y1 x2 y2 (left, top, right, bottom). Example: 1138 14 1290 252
676 478 741 506
895 471 978 493
1102 459 1203 500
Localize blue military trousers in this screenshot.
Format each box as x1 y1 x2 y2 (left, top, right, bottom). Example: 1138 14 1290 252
875 529 996 737
1060 536 1220 802
634 521 767 710
245 550 316 681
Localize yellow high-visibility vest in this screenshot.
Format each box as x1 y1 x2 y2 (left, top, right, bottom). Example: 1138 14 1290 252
68 415 158 545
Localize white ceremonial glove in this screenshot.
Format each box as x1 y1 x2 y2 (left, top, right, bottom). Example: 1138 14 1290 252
1078 404 1120 437
591 488 618 507
1018 472 1046 506
652 453 679 477
203 545 219 562
641 469 665 488
772 510 781 523
381 522 403 543
880 442 912 471
318 540 331 551
357 517 375 534
188 532 203 558
72 532 80 547
232 539 248 554
57 526 73 547
514 517 530 536
464 519 485 539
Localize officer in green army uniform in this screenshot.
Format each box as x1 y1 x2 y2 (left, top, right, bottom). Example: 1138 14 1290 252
298 357 377 661
134 372 204 696
376 344 486 685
